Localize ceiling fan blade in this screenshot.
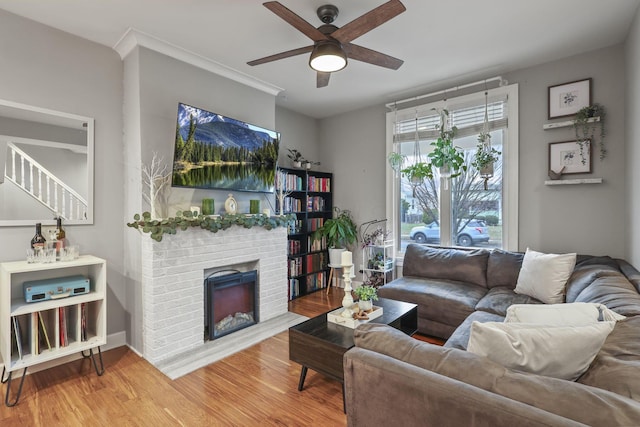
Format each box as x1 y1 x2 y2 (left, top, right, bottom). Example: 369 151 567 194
247 45 313 66
331 0 406 44
317 72 331 88
263 1 329 42
343 43 403 70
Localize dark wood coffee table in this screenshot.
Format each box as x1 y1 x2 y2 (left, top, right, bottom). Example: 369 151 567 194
289 297 418 410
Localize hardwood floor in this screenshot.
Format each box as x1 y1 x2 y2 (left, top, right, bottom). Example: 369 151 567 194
0 289 441 426
0 290 347 427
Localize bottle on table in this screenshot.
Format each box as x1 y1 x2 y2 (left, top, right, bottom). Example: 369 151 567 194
30 222 46 251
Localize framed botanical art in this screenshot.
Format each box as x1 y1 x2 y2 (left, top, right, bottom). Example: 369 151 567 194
548 78 592 119
549 140 591 174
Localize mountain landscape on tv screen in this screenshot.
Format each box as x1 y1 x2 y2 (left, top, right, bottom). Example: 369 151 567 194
171 103 279 193
176 104 276 150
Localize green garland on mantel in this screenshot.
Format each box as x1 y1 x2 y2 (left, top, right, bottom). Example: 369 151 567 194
127 211 296 242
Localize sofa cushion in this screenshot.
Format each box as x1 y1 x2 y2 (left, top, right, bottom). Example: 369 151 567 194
486 249 524 289
402 244 489 288
444 310 505 350
574 275 640 317
353 323 640 426
565 256 622 302
467 320 615 381
475 286 542 316
514 248 577 304
578 316 640 400
505 302 625 325
378 276 486 332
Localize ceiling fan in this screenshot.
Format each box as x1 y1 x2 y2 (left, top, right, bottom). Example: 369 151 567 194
247 0 406 88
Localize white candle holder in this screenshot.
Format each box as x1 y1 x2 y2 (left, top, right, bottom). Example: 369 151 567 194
341 263 355 318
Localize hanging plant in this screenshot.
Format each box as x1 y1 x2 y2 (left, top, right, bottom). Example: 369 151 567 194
387 152 406 176
427 109 466 179
573 103 606 162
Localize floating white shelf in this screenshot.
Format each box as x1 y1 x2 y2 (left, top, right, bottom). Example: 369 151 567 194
543 116 600 130
544 178 603 185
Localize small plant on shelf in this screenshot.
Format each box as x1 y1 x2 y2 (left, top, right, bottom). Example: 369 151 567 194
573 103 606 162
364 272 386 288
361 226 390 248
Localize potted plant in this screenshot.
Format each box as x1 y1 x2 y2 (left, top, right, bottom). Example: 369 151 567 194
387 152 406 176
361 227 390 248
287 148 305 168
471 132 501 190
313 207 358 266
428 108 466 179
573 103 606 162
353 284 378 311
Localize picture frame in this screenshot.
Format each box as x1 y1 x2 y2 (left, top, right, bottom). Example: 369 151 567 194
549 140 591 175
548 78 592 119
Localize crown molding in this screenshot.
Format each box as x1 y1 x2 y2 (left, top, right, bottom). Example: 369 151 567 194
113 28 282 97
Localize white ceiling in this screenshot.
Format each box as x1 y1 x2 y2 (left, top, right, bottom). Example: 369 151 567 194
0 0 638 119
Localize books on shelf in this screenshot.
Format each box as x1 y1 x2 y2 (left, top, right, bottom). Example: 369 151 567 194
276 170 304 192
59 307 68 348
81 303 87 342
288 258 303 277
12 316 23 359
308 236 327 252
305 271 326 293
39 312 51 351
307 176 331 192
280 196 302 213
289 278 300 300
306 196 326 212
307 218 324 232
305 252 327 274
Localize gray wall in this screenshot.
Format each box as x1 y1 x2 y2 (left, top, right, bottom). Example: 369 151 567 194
320 44 628 262
627 7 640 267
276 107 319 171
0 10 127 345
506 45 626 257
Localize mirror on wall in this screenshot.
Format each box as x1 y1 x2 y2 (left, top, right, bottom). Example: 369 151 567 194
0 99 94 227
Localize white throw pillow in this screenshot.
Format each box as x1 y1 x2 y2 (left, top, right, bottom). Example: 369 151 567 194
505 302 625 325
514 248 577 304
467 320 615 381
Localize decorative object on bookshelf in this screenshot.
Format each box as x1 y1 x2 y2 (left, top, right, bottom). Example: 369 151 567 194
127 211 295 242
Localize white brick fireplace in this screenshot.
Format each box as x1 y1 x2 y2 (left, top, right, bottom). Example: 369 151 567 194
140 226 288 365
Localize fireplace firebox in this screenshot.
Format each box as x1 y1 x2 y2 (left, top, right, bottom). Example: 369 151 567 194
205 270 258 340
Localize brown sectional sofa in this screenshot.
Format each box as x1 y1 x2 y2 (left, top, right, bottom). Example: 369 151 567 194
343 244 640 426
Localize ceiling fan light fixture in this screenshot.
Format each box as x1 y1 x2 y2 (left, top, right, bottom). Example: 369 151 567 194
309 41 347 72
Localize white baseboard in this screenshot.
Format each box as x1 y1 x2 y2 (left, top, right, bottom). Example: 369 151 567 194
0 330 127 376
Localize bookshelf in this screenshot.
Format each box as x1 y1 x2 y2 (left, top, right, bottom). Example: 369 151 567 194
277 168 333 300
0 255 107 406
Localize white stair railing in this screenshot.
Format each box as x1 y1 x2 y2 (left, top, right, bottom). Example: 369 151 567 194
4 142 87 220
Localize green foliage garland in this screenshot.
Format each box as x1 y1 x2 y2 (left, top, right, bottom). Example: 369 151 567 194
127 211 295 242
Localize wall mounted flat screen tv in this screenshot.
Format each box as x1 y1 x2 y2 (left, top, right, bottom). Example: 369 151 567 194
171 102 280 193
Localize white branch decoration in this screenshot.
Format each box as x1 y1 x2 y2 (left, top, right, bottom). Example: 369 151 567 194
276 186 294 216
142 152 172 219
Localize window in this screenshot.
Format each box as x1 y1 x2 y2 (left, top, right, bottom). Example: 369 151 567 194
386 84 519 255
